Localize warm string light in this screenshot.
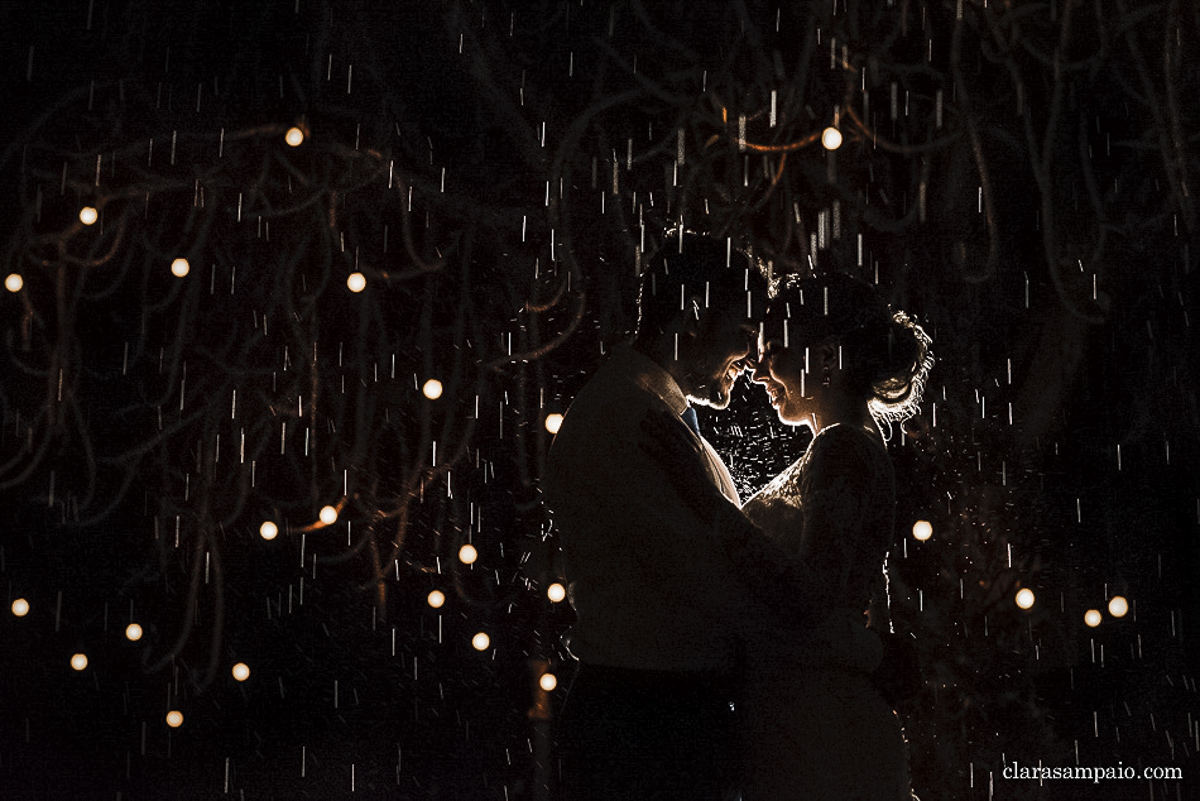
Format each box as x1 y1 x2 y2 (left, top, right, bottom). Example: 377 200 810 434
422 379 443 400
1108 596 1129 618
911 520 933 541
538 673 558 692
259 521 279 540
285 127 305 147
1014 588 1035 610
458 543 478 565
546 583 566 603
11 598 30 617
70 653 89 671
427 590 446 609
4 274 23 293
79 206 98 225
170 258 190 278
346 272 367 293
1084 609 1102 628
165 710 184 728
544 413 564 434
821 127 843 150
125 623 144 641
319 505 338 526
231 662 251 682
471 632 490 651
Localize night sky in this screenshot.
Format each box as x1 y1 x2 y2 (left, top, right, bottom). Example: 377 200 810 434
1 2 1198 799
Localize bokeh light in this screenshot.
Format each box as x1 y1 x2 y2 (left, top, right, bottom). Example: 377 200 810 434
1108 596 1129 618
1084 609 1102 628
821 127 843 150
232 662 251 682
79 206 98 225
285 127 305 147
125 623 143 641
166 710 184 728
471 632 490 651
912 520 933 541
346 272 366 293
544 413 564 434
1014 588 1035 610
170 258 190 277
11 598 30 617
259 521 279 540
458 543 478 565
422 379 443 400
70 653 88 671
427 590 446 609
546 583 566 603
539 673 558 692
5 274 23 293
319 505 338 525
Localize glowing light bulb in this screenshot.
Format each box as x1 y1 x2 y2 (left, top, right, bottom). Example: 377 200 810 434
170 258 190 277
1084 609 1102 628
472 632 490 651
259 521 279 540
346 272 366 293
821 127 843 150
285 127 305 147
427 590 446 609
422 379 443 400
458 543 478 565
544 413 564 434
1108 596 1129 618
539 673 558 692
79 206 98 225
70 653 88 671
319 505 338 525
165 710 184 728
232 662 251 682
912 520 933 541
125 623 144 641
11 598 30 617
546 583 566 603
1014 588 1035 610
5 274 23 293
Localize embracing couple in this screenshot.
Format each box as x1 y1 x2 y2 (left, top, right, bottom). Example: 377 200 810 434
542 235 932 800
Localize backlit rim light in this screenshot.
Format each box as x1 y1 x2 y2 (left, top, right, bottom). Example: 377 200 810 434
1108 596 1129 618
472 632 491 651
1084 609 1102 628
1014 588 1035 610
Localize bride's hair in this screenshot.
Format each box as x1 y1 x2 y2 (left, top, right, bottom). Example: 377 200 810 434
767 273 934 425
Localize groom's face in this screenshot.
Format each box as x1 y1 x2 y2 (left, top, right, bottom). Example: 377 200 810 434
684 304 759 410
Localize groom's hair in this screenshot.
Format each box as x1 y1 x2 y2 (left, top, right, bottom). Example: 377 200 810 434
633 234 766 348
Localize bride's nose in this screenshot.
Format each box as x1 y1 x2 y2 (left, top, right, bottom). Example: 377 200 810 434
750 358 769 383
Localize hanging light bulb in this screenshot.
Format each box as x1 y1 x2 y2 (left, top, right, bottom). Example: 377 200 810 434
165 710 184 728
285 127 305 147
821 127 843 150
319 505 338 525
346 272 366 293
259 521 279 540
70 653 89 671
5 274 25 293
472 632 491 651
79 206 99 225
170 258 190 277
1108 596 1129 618
546 583 566 603
912 520 933 541
427 590 446 609
1084 609 1102 628
125 623 144 641
232 662 251 682
458 544 478 565
1014 588 1035 610
423 379 443 400
539 673 558 692
11 598 30 617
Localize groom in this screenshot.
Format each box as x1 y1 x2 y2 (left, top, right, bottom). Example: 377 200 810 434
542 235 771 800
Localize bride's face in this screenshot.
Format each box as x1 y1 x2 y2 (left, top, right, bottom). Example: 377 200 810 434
752 332 812 426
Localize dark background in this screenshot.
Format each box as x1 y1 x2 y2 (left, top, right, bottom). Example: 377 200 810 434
0 1 1197 799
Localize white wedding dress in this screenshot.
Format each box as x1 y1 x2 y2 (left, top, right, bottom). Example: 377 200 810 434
737 423 912 801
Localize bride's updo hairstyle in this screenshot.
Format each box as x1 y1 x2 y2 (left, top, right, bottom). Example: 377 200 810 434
766 273 933 425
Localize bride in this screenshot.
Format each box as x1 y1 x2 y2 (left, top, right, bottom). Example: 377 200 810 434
733 272 932 800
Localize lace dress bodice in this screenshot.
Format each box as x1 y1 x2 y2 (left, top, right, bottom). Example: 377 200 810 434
741 423 896 636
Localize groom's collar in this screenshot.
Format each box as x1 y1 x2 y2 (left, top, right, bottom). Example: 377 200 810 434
617 344 689 417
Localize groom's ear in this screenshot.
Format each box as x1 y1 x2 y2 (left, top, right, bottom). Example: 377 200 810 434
677 293 706 338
